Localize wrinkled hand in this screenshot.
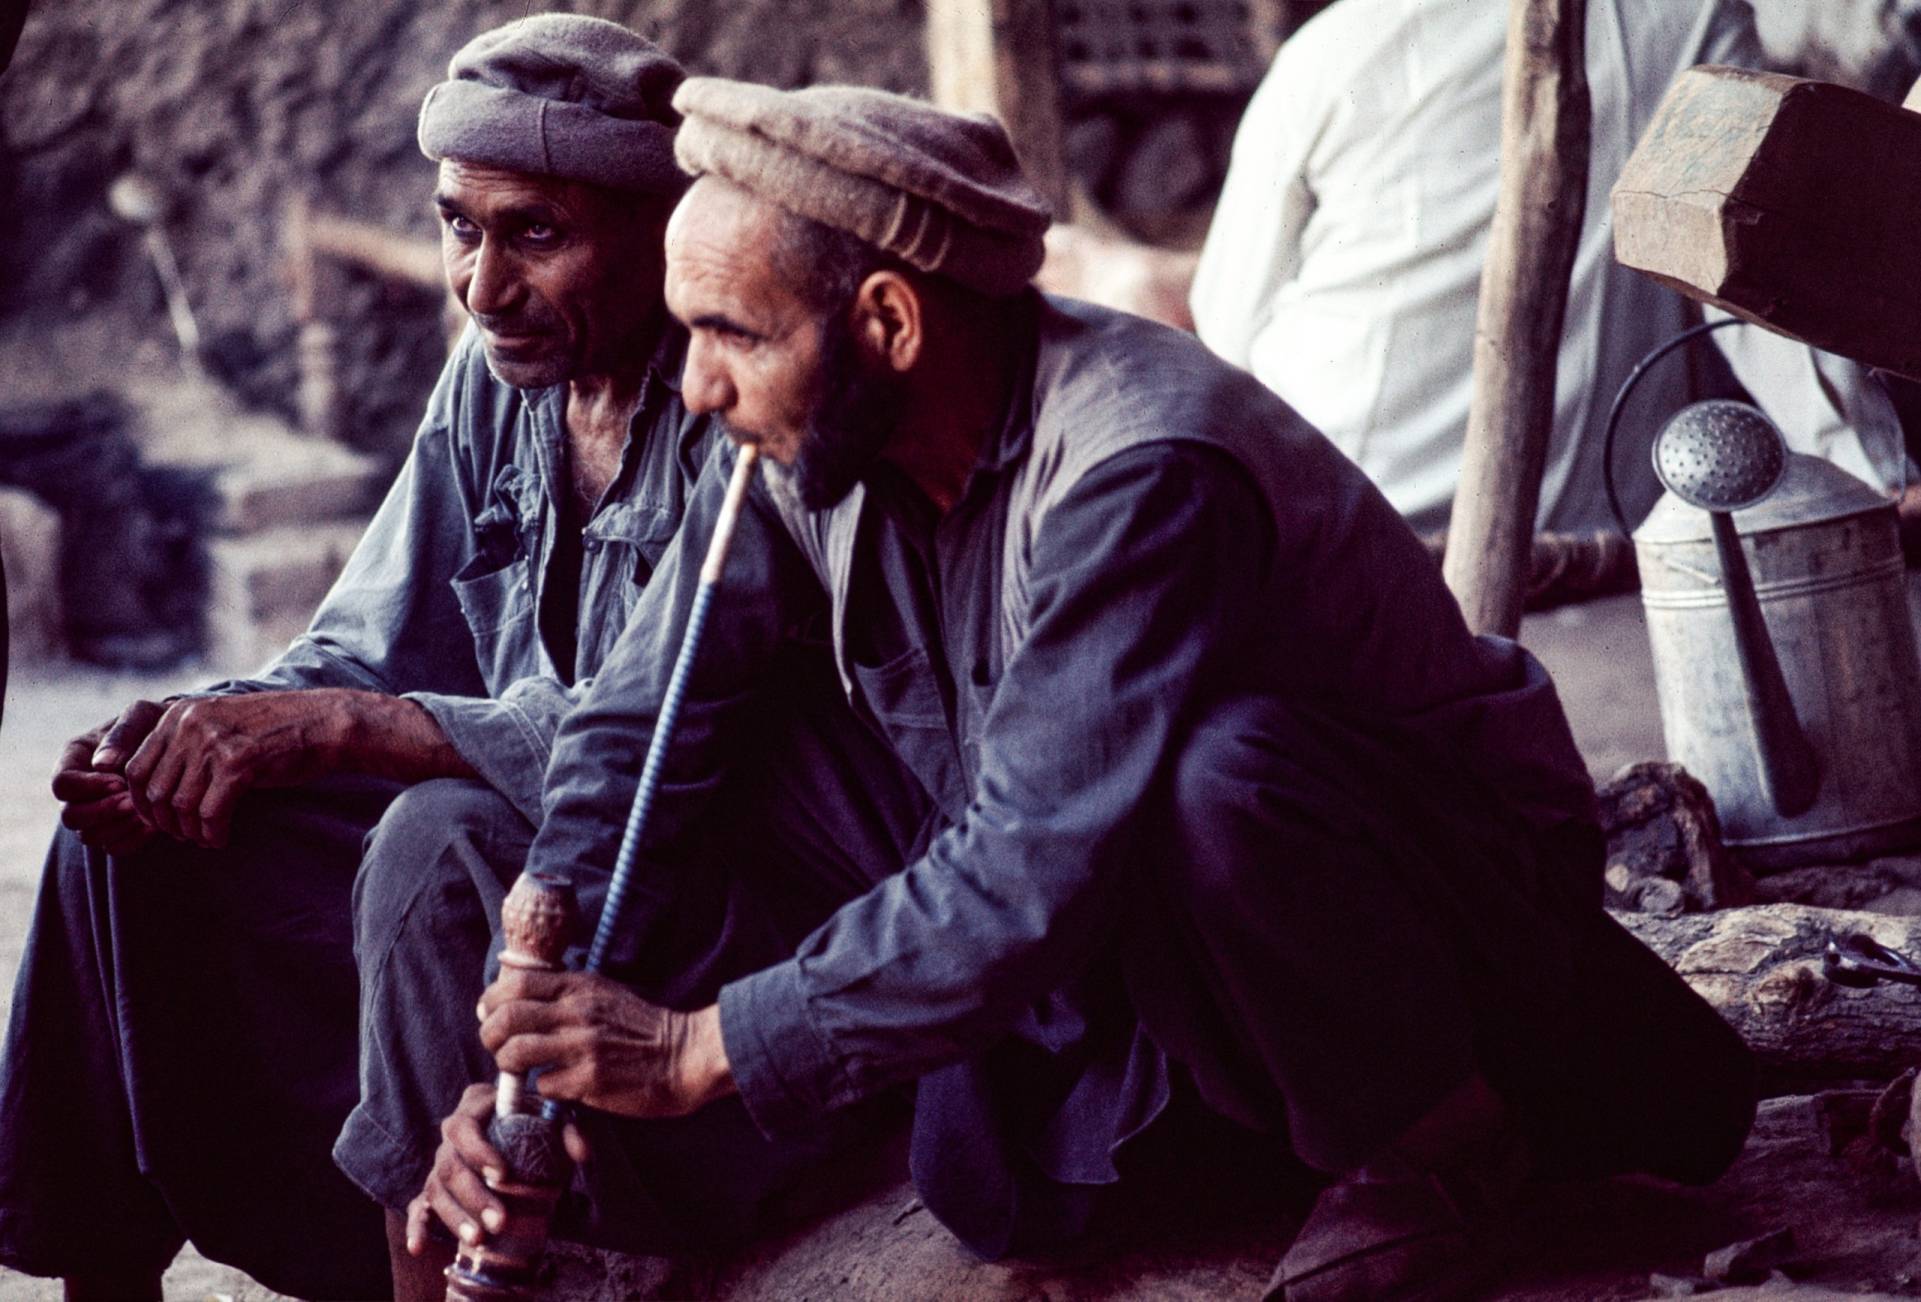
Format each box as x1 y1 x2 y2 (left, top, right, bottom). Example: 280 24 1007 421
478 969 734 1120
50 701 168 855
403 1082 590 1258
122 691 350 848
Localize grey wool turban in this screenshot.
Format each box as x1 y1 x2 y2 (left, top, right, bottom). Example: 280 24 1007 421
672 78 1053 296
418 13 686 193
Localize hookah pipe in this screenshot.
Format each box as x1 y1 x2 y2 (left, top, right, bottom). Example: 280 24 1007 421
446 444 762 1301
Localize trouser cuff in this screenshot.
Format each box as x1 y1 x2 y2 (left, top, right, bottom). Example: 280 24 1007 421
0 1208 181 1281
334 1102 436 1214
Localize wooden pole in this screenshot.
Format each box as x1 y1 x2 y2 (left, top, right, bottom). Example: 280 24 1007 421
1441 0 1590 637
925 0 1071 216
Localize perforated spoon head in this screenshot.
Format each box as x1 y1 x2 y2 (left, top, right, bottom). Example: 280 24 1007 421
1651 400 1788 513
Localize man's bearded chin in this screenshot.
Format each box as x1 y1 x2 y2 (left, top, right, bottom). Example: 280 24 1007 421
791 326 903 511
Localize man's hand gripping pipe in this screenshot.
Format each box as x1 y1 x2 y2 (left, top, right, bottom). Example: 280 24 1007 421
445 444 762 1302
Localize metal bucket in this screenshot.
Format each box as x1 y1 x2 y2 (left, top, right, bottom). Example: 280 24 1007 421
1635 453 1921 868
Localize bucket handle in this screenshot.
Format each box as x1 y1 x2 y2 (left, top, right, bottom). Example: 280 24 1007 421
1602 319 1908 534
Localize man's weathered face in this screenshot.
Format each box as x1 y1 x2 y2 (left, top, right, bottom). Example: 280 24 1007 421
665 178 901 508
435 160 668 389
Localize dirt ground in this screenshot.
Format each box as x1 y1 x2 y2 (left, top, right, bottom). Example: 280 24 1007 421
2 598 1920 1301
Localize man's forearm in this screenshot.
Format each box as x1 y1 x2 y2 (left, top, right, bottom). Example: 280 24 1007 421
329 689 479 783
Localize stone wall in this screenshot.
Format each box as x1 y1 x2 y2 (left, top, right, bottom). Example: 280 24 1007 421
8 0 1915 471
0 0 931 459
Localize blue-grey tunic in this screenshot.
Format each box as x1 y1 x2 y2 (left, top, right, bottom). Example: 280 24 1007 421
526 295 1753 1256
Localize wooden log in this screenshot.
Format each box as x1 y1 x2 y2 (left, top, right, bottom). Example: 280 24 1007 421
1612 65 1921 382
1420 528 1638 610
925 0 1071 216
1441 0 1590 639
1598 761 1756 915
1616 903 1921 1082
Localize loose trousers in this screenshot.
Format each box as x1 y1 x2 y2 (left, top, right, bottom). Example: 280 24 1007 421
339 667 936 1257
0 776 401 1299
345 693 1757 1264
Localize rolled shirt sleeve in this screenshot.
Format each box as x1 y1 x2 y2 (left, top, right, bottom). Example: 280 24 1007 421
188 347 557 803
404 676 577 824
720 445 1275 1136
188 332 705 823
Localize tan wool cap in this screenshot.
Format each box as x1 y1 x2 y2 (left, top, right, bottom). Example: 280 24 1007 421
672 78 1053 296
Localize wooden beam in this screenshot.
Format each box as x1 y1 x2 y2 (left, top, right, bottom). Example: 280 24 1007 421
1441 0 1590 638
925 0 1071 216
305 211 444 292
1612 65 1921 382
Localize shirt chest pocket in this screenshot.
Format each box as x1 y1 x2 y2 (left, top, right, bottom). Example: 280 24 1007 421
850 645 969 823
451 466 541 689
580 501 682 668
591 501 681 589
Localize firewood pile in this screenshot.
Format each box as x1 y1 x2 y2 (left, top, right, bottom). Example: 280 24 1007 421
1593 752 1921 1287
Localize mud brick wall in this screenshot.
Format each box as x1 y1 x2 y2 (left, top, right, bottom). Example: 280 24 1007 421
0 0 930 459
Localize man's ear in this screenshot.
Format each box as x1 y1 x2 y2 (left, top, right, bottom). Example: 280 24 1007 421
851 270 923 374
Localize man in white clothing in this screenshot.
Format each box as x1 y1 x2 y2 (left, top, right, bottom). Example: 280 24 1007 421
1191 0 1895 534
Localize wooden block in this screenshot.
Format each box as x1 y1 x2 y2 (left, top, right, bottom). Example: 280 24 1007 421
1612 65 1921 380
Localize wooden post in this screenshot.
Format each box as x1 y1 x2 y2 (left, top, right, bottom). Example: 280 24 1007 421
925 0 1071 216
1441 0 1590 638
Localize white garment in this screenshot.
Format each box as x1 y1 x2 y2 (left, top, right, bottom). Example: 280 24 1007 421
1190 0 1841 532
1748 0 1921 99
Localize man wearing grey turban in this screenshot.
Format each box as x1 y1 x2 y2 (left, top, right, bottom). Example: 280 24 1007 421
0 17 922 1300
404 80 1756 1302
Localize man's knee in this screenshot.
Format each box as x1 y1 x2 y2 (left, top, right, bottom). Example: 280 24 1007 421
364 777 524 861
341 782 531 1211
358 778 524 898
353 779 531 959
1166 696 1336 898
